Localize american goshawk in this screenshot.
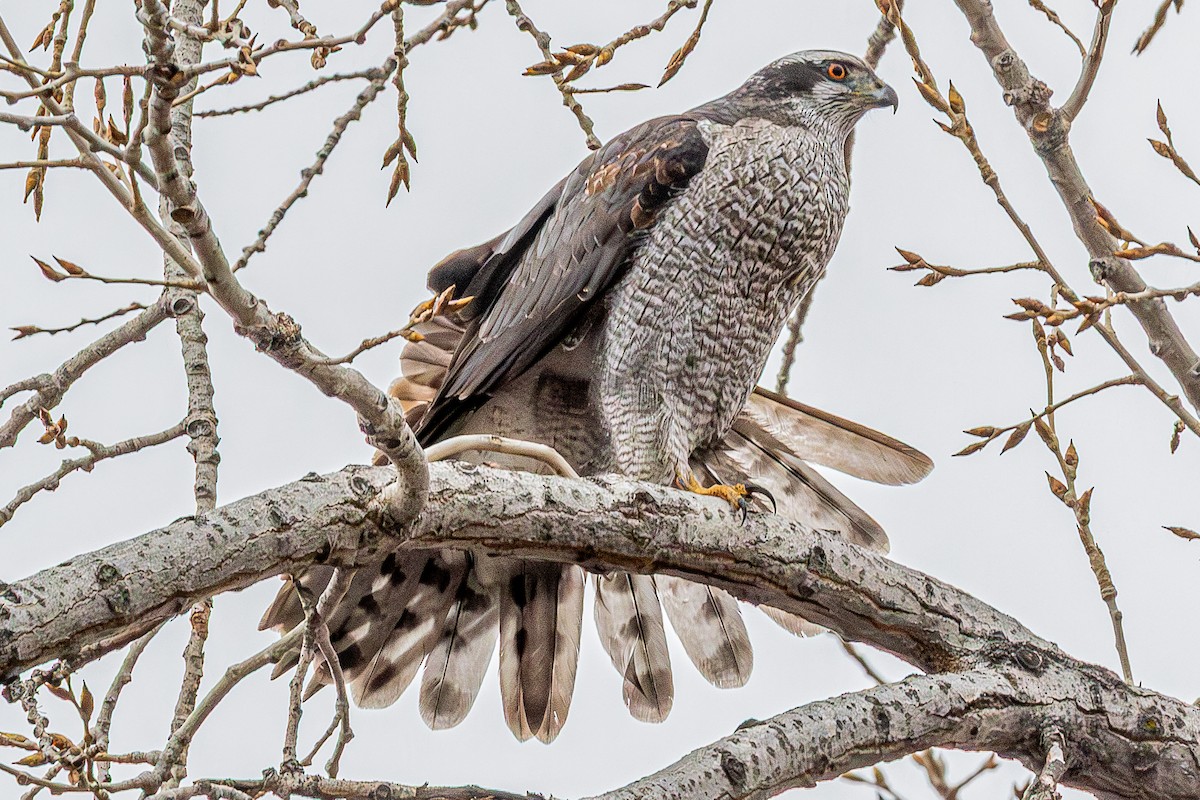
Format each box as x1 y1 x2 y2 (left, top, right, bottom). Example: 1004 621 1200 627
262 49 931 743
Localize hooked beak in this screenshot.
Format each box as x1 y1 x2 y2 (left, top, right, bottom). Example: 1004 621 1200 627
868 82 900 113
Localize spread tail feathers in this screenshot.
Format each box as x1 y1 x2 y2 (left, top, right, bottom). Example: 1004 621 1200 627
695 427 890 553
281 292 937 736
498 561 584 743
420 554 501 730
593 573 674 722
657 576 752 689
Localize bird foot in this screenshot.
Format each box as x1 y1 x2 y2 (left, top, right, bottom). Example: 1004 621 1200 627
677 473 775 523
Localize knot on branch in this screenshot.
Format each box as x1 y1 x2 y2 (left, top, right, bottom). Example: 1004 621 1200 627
1088 257 1119 284
237 311 302 353
167 296 196 317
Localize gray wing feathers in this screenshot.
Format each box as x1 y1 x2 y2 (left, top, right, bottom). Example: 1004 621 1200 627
656 576 752 689
698 429 889 553
744 388 933 486
498 561 584 743
593 573 674 723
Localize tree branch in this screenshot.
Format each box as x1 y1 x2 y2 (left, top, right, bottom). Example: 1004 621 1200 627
2 463 1197 799
0 300 169 450
950 0 1200 416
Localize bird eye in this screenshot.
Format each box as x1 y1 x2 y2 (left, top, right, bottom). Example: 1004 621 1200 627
826 62 848 81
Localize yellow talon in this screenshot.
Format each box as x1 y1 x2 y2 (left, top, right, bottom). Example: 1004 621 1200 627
677 472 776 522
680 472 749 510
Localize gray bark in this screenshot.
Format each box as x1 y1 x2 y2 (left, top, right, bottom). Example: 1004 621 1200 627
2 462 1198 799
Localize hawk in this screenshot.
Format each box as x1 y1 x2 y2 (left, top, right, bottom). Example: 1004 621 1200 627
263 50 930 743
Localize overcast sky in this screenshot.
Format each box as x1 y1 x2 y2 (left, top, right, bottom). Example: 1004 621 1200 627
2 2 1198 799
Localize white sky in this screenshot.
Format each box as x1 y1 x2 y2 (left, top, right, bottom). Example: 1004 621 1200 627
1 2 1198 799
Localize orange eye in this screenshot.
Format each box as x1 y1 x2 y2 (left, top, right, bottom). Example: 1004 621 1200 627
827 63 848 81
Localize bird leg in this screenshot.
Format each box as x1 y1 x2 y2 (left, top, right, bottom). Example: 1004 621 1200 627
676 471 776 522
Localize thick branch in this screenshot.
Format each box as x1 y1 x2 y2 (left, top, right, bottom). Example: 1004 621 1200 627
950 0 1200 415
589 665 1189 800
136 0 427 522
2 463 1198 800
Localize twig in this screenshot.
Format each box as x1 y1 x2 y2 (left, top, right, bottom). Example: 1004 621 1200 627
658 0 713 86
194 69 376 117
0 158 86 170
836 636 887 686
312 327 409 365
0 422 189 528
863 0 902 69
163 599 213 788
159 0 221 515
280 568 350 777
384 4 412 204
0 300 168 449
1026 1 1086 56
136 628 306 796
91 623 167 783
955 374 1143 457
182 3 396 79
883 1 1200 440
1030 325 1134 683
1061 0 1114 122
232 61 395 272
777 6 904 394
213 774 532 800
28 256 203 290
1021 729 1068 800
10 302 148 340
505 0 600 149
948 0 1200 422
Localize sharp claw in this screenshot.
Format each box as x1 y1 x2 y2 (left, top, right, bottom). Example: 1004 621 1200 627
743 482 777 514
738 496 750 525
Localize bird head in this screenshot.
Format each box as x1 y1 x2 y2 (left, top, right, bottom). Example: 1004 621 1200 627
719 50 898 134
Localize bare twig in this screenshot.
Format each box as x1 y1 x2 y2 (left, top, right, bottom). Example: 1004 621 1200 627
777 6 905 394
949 0 1200 421
158 0 220 515
882 1 1200 440
162 600 212 788
194 69 376 117
1021 729 1068 800
10 302 148 340
0 422 189 528
1026 1 1086 56
312 327 409 365
658 0 713 86
1031 326 1133 683
232 62 395 272
0 300 168 449
505 0 600 149
91 623 167 783
836 636 887 686
0 158 86 170
182 3 396 80
1061 0 1115 122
